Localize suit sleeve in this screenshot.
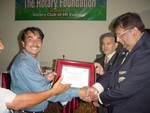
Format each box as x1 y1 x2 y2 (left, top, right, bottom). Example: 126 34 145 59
96 71 112 90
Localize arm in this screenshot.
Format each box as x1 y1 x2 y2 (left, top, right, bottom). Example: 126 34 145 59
6 76 71 110
100 49 150 105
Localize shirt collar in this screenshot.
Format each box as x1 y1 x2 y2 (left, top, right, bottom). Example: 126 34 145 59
22 49 38 64
106 51 116 62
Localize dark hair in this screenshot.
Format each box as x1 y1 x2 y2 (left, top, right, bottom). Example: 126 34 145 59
113 12 145 32
21 27 44 41
100 32 116 42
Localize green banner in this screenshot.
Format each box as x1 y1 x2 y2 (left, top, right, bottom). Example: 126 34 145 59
15 0 106 20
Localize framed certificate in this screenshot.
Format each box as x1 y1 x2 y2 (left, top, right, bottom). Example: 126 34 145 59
55 59 95 88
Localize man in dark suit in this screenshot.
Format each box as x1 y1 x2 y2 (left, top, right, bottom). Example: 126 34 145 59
94 33 118 113
94 32 118 80
86 12 150 113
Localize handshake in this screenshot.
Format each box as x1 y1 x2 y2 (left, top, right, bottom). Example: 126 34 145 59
79 86 100 107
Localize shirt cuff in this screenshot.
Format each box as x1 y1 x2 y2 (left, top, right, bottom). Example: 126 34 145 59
92 82 104 104
61 102 68 106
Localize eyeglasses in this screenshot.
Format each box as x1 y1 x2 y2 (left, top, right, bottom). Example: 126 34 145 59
116 29 130 38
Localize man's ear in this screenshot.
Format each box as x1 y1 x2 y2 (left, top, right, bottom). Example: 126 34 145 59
115 42 118 49
22 41 25 47
132 27 139 37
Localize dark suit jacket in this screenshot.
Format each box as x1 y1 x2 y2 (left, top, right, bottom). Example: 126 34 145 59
94 53 118 80
97 32 150 113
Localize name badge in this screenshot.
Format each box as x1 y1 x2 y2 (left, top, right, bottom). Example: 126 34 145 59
118 77 126 83
119 71 126 75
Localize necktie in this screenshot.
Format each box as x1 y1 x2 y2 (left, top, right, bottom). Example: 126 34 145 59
105 56 109 64
121 52 129 64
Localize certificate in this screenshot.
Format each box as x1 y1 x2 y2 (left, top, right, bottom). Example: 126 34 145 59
55 59 95 88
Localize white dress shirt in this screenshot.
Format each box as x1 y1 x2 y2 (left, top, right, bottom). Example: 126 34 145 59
93 83 104 104
105 51 116 63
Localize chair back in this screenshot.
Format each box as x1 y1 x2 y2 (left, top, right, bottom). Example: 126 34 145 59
1 72 11 89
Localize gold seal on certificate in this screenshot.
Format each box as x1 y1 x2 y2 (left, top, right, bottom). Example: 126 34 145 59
55 59 95 88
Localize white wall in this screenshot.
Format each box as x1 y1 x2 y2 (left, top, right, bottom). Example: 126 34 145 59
0 0 150 82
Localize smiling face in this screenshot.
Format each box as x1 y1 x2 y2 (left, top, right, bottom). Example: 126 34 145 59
22 30 43 58
101 36 117 55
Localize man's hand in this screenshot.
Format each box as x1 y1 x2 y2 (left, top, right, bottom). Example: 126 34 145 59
79 86 91 102
94 62 105 75
46 71 57 81
52 76 71 95
93 101 100 107
87 87 99 102
79 86 99 102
